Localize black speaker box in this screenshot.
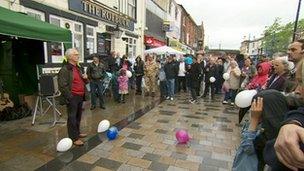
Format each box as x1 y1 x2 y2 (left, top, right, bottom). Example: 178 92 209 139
39 74 58 96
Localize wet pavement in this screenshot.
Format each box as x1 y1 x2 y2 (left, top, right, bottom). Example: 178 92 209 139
0 92 241 171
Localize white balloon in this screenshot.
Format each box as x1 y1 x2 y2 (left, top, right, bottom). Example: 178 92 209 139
235 90 258 108
106 72 112 78
57 138 73 152
98 120 110 133
126 70 132 78
223 73 230 80
288 61 295 71
209 77 216 83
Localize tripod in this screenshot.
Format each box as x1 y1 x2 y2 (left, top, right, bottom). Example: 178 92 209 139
31 91 65 127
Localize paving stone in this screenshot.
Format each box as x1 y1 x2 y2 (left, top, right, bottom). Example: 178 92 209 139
154 129 168 134
198 164 218 171
159 156 176 165
186 155 203 163
122 142 143 150
91 166 112 171
140 146 155 153
128 133 145 139
126 149 146 158
175 159 200 170
87 149 111 158
65 161 94 171
142 153 161 161
95 157 123 170
171 152 188 160
157 119 169 123
167 166 189 171
127 157 152 168
77 154 99 164
203 158 228 168
127 122 142 130
148 161 169 171
117 164 144 171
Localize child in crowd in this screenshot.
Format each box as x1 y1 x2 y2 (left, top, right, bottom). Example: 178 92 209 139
158 61 167 99
117 69 129 103
223 60 241 105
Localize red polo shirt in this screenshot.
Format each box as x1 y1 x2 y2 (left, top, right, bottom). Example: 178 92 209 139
71 65 85 96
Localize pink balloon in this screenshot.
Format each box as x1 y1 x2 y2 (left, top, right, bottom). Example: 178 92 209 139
175 130 190 143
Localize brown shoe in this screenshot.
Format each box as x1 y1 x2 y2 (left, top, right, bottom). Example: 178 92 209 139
79 133 87 138
73 139 84 146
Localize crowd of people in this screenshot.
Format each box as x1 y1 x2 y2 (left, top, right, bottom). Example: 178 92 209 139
57 39 304 170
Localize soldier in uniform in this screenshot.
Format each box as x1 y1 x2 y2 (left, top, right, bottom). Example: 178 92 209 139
144 55 159 97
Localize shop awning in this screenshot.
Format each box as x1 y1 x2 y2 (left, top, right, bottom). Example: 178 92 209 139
0 6 72 43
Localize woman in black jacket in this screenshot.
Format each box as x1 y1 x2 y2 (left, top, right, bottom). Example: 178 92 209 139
134 56 144 95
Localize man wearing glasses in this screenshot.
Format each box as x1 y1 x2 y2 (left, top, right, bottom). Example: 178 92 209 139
58 48 88 146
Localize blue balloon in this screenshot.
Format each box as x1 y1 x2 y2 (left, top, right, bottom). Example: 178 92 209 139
107 127 118 140
109 126 118 132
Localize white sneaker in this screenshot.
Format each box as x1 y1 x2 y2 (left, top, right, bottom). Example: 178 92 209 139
222 100 228 104
230 102 235 105
170 97 173 101
190 100 196 104
166 96 170 100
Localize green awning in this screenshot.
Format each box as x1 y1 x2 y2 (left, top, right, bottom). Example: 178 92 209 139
0 6 72 43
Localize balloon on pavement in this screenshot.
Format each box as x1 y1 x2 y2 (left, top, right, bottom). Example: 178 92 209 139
57 138 73 152
97 120 110 133
175 129 190 144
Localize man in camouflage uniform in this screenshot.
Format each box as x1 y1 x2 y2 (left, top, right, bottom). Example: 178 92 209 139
144 55 159 97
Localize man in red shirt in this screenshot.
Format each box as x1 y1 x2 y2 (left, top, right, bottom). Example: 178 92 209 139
58 48 88 146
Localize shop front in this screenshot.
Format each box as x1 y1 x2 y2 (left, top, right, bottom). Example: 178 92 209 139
144 35 166 49
0 6 71 105
19 0 137 66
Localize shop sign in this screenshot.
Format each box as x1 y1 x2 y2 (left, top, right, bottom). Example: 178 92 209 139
144 36 166 47
68 0 134 31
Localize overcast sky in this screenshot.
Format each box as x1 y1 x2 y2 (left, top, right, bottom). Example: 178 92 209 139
175 0 304 49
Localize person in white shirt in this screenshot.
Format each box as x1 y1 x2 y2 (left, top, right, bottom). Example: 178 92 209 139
177 57 187 92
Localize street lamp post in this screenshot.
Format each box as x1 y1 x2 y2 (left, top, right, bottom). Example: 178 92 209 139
293 0 302 41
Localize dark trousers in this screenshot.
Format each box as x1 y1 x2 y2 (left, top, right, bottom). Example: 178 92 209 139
160 80 167 98
135 76 143 93
111 79 120 102
177 76 186 92
191 87 198 100
224 89 238 102
196 78 203 96
67 95 83 141
203 82 215 98
90 80 105 107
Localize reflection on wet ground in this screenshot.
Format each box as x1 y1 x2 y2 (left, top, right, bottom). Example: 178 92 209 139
0 92 241 171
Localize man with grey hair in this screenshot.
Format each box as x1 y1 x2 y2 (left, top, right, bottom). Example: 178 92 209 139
58 48 88 146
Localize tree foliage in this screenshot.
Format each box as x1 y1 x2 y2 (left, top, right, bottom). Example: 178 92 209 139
262 18 304 56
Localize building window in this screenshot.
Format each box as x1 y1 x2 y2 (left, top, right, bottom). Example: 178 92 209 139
128 0 136 19
49 16 64 63
86 25 96 55
49 15 84 63
73 23 84 62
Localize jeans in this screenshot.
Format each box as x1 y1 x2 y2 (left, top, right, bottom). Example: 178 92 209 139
232 122 258 171
90 80 105 107
67 95 83 141
203 82 215 98
224 89 238 102
166 79 175 98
